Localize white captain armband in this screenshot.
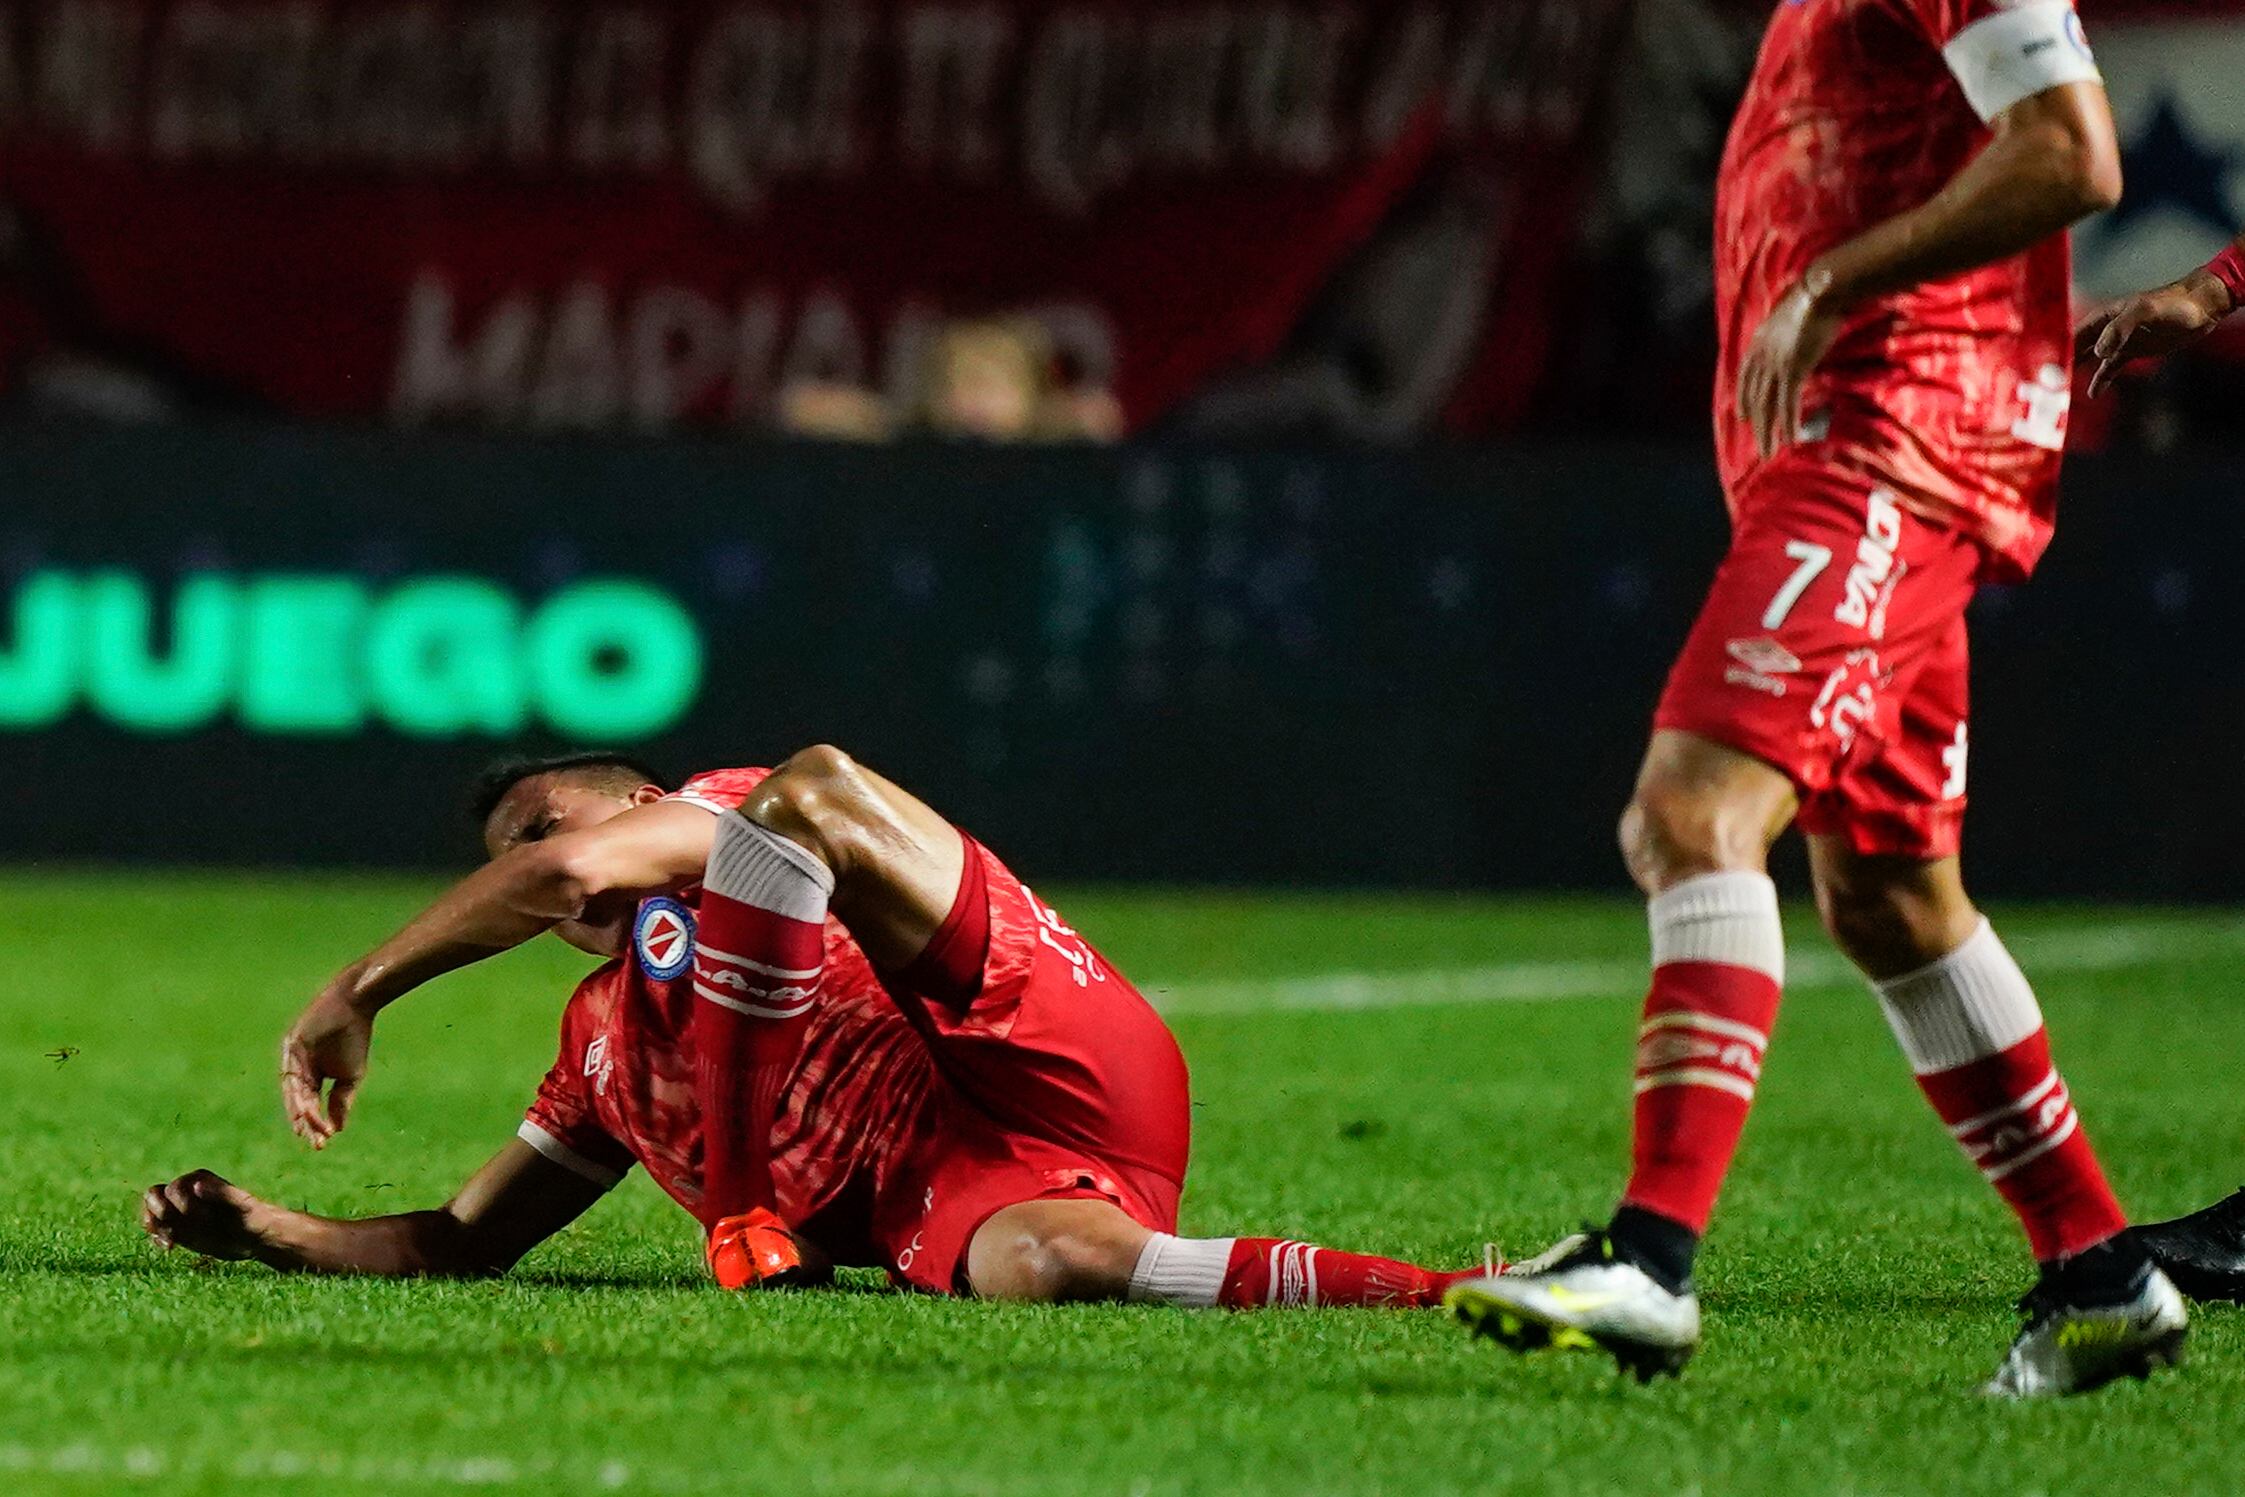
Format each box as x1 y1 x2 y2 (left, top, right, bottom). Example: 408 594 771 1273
1942 2 2101 123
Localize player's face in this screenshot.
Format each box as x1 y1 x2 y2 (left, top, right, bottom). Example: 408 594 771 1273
483 774 661 959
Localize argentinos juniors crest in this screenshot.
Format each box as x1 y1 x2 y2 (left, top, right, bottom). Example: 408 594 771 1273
633 896 696 981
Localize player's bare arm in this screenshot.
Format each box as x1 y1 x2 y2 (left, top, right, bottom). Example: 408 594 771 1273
282 783 719 1147
2078 230 2245 397
140 1140 607 1276
1740 81 2121 457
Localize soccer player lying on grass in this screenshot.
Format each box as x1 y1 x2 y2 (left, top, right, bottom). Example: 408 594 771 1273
143 750 1489 1308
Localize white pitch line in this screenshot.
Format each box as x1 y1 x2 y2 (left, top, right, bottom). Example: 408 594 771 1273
1148 918 2245 1017
0 1443 1019 1496
0 1443 622 1489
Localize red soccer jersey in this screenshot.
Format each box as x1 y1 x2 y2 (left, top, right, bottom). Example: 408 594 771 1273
518 768 940 1260
1714 0 2102 580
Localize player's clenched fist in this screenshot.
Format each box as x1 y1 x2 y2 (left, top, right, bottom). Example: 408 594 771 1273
142 1170 265 1260
706 1208 816 1290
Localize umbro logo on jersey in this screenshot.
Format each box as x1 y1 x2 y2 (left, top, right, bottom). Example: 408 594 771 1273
1726 637 1801 677
583 1035 615 1096
634 896 696 982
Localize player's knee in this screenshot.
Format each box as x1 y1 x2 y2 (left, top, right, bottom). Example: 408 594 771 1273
1814 867 1977 977
744 745 873 866
1814 878 1897 964
969 1210 1141 1304
1042 1229 1137 1303
1619 778 1761 894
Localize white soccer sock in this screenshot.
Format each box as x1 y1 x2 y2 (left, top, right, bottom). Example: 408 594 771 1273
695 814 834 1029
1871 918 2042 1074
1647 871 1785 983
704 812 834 921
1126 1233 1235 1307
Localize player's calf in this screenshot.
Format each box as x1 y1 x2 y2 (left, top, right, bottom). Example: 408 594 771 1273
1814 848 2134 1265
1811 847 2186 1393
1810 850 1981 982
967 1199 1483 1309
1870 916 2134 1262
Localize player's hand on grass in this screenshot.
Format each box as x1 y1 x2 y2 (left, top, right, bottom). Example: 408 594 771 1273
142 1170 265 1261
1739 271 1849 459
706 1208 827 1291
282 986 373 1149
2076 270 2236 398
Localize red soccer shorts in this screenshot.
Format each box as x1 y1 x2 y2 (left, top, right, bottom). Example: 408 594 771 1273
1654 453 1985 860
871 838 1191 1295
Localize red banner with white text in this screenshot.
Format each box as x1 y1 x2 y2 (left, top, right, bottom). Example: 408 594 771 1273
0 0 1631 436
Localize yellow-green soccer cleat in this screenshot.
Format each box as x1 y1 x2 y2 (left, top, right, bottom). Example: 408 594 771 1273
1444 1232 1699 1383
1982 1262 2188 1399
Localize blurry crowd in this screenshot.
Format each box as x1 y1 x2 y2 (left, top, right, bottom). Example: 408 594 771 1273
3 0 2238 451
776 318 1124 445
0 190 1128 444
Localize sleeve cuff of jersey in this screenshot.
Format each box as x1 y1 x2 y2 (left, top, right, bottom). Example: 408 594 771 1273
664 791 729 815
1942 2 2100 122
518 1120 628 1188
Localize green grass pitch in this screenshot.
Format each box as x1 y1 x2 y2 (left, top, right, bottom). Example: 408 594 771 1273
2 872 2242 1495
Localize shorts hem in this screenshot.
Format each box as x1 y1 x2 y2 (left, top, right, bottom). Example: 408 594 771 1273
1795 800 1965 862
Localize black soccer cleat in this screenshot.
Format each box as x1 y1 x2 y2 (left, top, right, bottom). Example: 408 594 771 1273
2131 1186 2245 1305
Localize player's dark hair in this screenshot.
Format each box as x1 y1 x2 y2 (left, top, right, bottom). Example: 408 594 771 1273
470 751 673 826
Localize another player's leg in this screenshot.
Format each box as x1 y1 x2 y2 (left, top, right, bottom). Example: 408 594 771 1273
966 1198 1488 1309
692 746 964 1226
1811 840 2186 1396
2133 1187 2245 1304
1448 728 1795 1380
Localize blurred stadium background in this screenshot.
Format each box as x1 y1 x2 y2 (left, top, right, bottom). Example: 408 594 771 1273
3 0 2241 897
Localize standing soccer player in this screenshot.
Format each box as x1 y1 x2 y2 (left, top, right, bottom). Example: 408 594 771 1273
1446 0 2188 1396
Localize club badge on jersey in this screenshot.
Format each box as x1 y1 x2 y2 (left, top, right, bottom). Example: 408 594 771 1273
634 896 697 982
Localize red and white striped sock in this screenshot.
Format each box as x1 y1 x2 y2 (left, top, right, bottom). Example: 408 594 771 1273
1125 1234 1480 1310
1874 919 2127 1262
1620 871 1785 1237
690 812 833 1225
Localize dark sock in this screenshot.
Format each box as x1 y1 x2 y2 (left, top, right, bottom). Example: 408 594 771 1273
2042 1233 2151 1305
1608 1204 1699 1295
